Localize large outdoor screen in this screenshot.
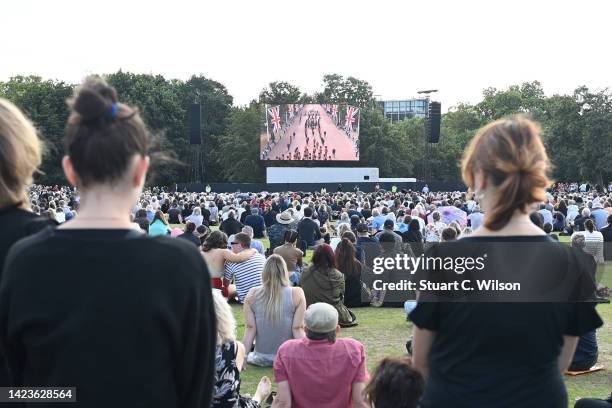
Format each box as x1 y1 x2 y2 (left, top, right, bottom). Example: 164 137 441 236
260 103 360 161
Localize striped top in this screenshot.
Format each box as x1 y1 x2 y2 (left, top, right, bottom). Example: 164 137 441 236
224 253 265 303
581 230 605 264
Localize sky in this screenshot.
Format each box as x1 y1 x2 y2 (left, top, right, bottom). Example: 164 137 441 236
2 0 610 110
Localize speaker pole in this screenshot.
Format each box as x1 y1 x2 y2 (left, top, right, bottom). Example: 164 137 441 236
417 90 439 183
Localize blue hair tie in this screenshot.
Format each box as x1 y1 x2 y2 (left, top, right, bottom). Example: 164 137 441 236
106 103 118 119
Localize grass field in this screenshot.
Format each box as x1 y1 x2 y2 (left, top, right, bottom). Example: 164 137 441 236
174 224 612 404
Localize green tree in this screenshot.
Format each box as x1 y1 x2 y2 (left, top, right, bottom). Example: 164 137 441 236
573 86 612 184
320 74 373 107
320 74 345 102
216 104 266 182
540 94 582 181
477 81 546 120
358 107 403 176
106 72 187 185
0 75 73 184
343 76 374 107
259 81 302 105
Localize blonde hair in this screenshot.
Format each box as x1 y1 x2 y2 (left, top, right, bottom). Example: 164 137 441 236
338 223 351 237
0 98 42 209
212 290 236 345
256 255 290 324
461 116 551 230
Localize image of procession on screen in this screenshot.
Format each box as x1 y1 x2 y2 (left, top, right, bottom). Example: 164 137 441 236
260 103 360 161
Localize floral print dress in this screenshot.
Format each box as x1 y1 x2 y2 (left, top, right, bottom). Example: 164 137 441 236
212 342 259 408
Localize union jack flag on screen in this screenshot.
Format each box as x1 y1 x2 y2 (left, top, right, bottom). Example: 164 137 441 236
345 105 358 129
268 106 281 131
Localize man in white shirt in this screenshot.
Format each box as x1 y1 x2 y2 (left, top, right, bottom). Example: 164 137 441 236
538 204 553 225
468 206 484 230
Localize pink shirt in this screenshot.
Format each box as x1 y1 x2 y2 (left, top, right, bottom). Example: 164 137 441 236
273 337 368 408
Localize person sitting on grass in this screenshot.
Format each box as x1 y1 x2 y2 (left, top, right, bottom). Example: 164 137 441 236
268 210 298 253
330 223 352 251
202 231 257 296
297 206 323 249
273 230 304 285
185 205 204 227
440 226 457 242
196 224 210 246
574 392 612 408
569 234 600 372
300 244 357 327
364 357 424 408
272 303 369 408
543 222 559 241
211 291 271 408
220 210 243 236
243 255 306 367
244 207 267 238
241 225 265 255
401 219 424 256
371 232 412 308
224 232 265 303
602 214 612 262
335 235 368 307
178 221 201 247
148 209 170 236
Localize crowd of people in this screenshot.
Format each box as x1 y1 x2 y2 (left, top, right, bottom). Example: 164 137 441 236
0 79 610 407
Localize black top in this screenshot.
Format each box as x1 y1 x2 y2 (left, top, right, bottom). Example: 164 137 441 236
401 230 424 256
0 206 56 386
409 236 603 408
0 206 55 273
220 218 243 236
602 224 612 261
201 208 211 224
360 209 372 220
168 208 182 224
0 228 216 408
356 236 381 268
342 262 366 308
178 231 202 247
297 218 321 247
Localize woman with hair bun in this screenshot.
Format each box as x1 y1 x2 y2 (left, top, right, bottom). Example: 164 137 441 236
409 117 602 407
0 78 217 406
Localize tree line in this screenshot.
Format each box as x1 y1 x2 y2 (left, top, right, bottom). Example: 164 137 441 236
1 73 611 185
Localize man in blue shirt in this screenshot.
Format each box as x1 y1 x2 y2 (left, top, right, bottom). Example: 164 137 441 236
239 226 265 255
370 208 387 232
591 203 608 231
347 204 361 219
